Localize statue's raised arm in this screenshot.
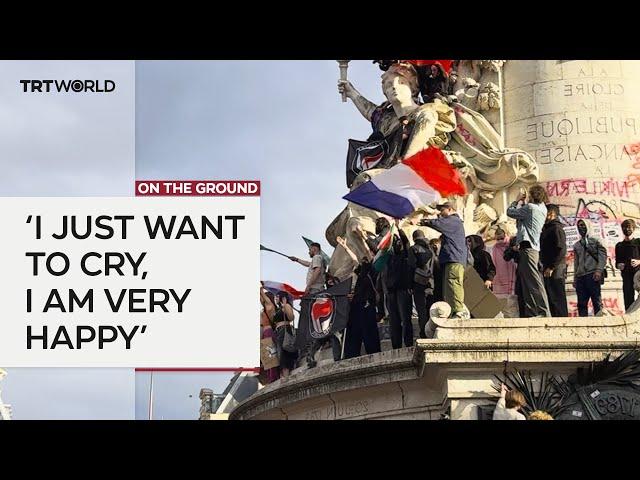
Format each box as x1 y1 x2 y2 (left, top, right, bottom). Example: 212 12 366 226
338 80 378 122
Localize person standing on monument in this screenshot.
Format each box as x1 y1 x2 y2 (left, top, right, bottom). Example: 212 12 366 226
491 227 516 296
409 229 436 338
335 235 381 358
503 236 526 317
573 219 607 317
506 185 551 317
615 219 640 310
273 293 297 377
289 242 326 296
259 286 280 384
466 234 496 290
289 242 337 368
420 202 469 319
540 204 569 317
384 222 414 349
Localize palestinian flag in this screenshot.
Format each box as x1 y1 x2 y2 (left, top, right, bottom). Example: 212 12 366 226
372 223 396 272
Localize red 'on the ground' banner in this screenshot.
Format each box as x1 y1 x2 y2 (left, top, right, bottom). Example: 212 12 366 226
135 180 261 196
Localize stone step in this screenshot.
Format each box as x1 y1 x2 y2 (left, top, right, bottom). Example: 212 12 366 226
312 316 421 363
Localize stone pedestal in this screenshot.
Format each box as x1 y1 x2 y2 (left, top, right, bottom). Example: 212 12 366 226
230 313 640 420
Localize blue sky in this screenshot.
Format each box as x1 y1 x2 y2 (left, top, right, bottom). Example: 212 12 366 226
0 60 384 419
136 60 383 292
133 61 383 419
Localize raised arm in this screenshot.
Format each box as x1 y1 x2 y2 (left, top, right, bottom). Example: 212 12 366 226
506 201 528 220
260 286 275 320
289 256 311 268
282 302 295 322
338 80 378 122
352 226 374 261
336 236 359 264
420 217 444 233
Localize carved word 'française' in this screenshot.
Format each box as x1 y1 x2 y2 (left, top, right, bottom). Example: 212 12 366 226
534 143 632 165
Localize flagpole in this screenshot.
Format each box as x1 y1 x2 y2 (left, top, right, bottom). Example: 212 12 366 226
148 371 154 421
260 245 292 259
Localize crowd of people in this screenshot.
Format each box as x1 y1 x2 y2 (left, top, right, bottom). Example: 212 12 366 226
259 184 640 384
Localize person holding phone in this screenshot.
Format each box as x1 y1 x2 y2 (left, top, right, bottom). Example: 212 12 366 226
506 185 551 317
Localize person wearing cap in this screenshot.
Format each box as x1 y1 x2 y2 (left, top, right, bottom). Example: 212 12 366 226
419 201 469 319
507 185 551 317
289 242 326 296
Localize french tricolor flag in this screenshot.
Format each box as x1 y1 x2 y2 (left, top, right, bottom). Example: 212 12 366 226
343 147 466 219
262 281 305 300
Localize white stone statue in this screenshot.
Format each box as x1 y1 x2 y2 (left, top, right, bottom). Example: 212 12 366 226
328 62 456 279
327 61 540 279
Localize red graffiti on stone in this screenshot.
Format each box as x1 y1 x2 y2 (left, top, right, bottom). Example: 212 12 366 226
567 297 624 317
625 142 640 187
546 178 631 198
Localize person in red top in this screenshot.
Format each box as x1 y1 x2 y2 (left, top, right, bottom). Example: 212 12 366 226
491 227 516 296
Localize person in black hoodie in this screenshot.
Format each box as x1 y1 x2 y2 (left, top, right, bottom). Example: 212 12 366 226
467 235 496 290
410 230 436 338
383 223 413 349
343 257 382 359
615 219 640 310
540 204 568 317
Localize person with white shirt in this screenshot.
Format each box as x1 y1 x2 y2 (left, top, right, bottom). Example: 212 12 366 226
493 383 526 420
506 184 551 317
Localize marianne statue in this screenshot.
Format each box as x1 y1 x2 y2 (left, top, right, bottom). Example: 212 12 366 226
326 60 540 281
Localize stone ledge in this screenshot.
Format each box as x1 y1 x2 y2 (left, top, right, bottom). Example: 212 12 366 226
431 314 638 330
429 314 640 342
230 347 418 420
413 339 639 376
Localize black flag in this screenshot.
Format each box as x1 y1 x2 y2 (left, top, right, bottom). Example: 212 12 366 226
345 129 404 188
295 279 351 350
346 138 388 188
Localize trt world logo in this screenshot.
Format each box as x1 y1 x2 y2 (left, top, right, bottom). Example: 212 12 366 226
20 80 116 93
